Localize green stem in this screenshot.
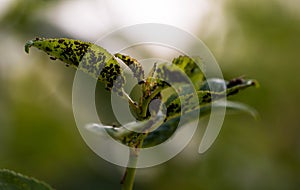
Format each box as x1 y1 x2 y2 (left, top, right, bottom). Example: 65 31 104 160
121 148 139 190
140 86 168 118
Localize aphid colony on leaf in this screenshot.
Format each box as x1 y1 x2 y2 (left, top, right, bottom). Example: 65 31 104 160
25 38 257 148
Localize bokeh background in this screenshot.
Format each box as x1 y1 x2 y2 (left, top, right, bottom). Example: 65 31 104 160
1 0 300 189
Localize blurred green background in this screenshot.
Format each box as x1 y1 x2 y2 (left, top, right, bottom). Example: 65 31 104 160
0 0 299 189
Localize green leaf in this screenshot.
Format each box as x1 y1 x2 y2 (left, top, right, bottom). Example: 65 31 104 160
25 37 125 96
143 100 259 148
115 53 145 83
142 77 258 147
215 100 259 119
139 61 199 119
172 55 205 89
164 77 258 122
0 169 53 190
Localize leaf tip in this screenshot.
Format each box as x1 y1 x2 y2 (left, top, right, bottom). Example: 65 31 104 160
24 40 34 54
247 79 260 88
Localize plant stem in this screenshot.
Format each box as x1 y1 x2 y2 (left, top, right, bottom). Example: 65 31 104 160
121 148 139 190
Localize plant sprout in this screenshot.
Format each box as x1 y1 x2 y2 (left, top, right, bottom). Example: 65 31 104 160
24 37 258 190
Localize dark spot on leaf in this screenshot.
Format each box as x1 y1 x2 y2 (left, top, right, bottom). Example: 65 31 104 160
45 47 52 52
